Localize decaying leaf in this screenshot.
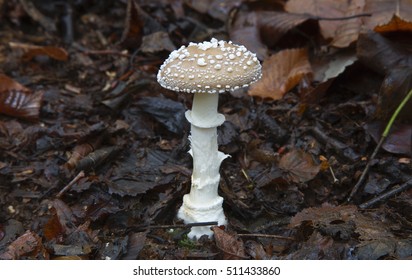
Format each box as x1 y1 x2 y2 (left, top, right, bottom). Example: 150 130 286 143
212 226 247 260
0 231 48 260
120 0 144 49
9 42 68 61
0 74 43 121
279 149 320 183
248 48 312 100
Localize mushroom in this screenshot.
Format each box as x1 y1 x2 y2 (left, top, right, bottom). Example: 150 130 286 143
157 38 262 239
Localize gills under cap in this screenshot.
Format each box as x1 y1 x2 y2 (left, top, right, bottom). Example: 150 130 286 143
157 38 262 94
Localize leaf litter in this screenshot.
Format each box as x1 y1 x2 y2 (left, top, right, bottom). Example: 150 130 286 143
0 0 411 260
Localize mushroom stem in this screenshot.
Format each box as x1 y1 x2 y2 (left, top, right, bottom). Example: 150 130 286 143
178 93 228 239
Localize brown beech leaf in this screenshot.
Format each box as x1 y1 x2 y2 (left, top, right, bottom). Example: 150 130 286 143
258 11 311 47
363 0 412 30
0 74 43 121
331 0 366 48
285 0 353 39
374 14 412 33
279 149 320 183
212 226 247 260
365 121 412 155
229 10 268 61
357 31 412 75
248 48 312 100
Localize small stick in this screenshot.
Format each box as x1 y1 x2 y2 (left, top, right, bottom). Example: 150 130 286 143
348 88 412 202
56 170 85 198
359 178 412 209
237 233 294 240
130 221 219 232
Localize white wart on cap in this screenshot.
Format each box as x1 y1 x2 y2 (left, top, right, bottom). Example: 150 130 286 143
157 38 262 93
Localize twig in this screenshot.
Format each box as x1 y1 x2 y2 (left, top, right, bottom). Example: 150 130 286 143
56 170 85 198
131 221 218 231
359 178 412 209
237 233 294 240
309 13 372 21
348 88 412 202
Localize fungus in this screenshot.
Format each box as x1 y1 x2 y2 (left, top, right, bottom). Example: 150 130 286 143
157 38 262 239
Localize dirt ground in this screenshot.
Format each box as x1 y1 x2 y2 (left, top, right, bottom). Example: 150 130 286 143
0 0 412 260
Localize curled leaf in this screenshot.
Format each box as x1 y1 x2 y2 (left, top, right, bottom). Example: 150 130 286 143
279 149 320 183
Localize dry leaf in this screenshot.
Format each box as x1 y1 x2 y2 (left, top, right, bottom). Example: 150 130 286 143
331 0 366 48
363 0 412 30
212 226 246 260
0 231 47 260
258 11 311 47
374 14 412 33
9 42 68 61
0 74 43 121
248 48 312 100
285 0 354 39
279 149 320 183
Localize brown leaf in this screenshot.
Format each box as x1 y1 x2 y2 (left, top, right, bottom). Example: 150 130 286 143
290 205 358 228
9 42 68 61
212 226 247 260
279 149 320 183
248 48 312 100
285 0 353 39
0 231 47 260
357 31 412 75
365 121 412 155
229 10 268 61
120 0 144 49
363 0 412 30
331 0 366 48
0 74 43 121
258 11 311 47
374 14 412 33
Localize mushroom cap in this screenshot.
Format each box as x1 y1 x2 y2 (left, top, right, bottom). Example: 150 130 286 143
157 38 262 94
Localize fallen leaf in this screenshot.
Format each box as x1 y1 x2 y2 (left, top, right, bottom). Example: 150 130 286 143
362 0 412 30
229 10 268 61
120 0 144 49
285 0 355 39
248 48 312 100
357 31 412 75
9 42 68 61
331 0 366 48
212 226 247 260
0 74 43 121
0 231 47 260
258 11 311 47
365 121 412 155
374 14 412 33
279 149 320 183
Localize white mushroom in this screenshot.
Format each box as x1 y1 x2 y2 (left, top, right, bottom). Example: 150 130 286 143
157 38 262 239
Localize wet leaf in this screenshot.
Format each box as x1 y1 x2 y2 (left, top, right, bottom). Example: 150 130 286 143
212 226 247 260
121 232 147 260
140 32 176 54
377 66 412 122
357 31 412 75
249 48 312 100
138 97 186 135
279 149 320 183
0 74 43 121
120 0 144 49
0 231 47 260
366 122 412 155
18 44 68 61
